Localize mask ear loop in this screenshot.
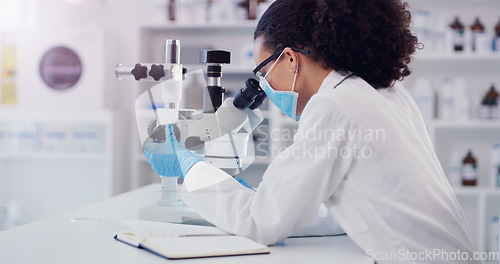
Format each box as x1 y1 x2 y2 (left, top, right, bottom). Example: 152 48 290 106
291 53 299 93
264 49 286 79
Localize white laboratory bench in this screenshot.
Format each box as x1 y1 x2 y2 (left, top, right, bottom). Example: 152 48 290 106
0 184 371 264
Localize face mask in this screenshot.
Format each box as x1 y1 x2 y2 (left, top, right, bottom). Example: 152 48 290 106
260 51 301 122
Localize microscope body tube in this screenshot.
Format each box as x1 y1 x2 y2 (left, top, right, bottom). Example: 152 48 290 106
159 79 182 124
158 177 182 206
200 50 230 114
158 40 183 125
203 64 224 113
166 39 180 64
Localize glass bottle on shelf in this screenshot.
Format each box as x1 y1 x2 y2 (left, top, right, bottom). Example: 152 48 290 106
248 0 258 20
462 150 478 186
496 166 500 188
494 18 500 51
169 0 176 21
239 0 263 20
470 17 487 52
492 143 500 188
439 77 454 120
450 16 465 52
413 78 435 120
479 84 499 119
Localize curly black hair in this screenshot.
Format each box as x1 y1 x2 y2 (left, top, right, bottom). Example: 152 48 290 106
254 0 419 88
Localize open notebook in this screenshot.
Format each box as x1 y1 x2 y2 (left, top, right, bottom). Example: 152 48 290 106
114 220 270 259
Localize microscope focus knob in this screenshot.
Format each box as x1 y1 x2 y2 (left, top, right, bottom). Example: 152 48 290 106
149 64 165 81
147 120 181 144
200 50 231 64
131 63 148 80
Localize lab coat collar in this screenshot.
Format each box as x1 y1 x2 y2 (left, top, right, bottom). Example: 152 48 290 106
317 70 353 95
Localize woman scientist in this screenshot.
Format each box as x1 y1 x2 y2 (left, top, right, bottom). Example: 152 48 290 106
144 0 478 262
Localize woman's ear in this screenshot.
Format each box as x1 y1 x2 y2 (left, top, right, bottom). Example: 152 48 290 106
283 48 299 73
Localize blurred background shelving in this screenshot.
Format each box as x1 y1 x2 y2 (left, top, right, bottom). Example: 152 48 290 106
0 108 114 226
403 0 500 254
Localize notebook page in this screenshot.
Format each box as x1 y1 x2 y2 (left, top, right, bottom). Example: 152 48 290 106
117 220 229 238
142 236 270 259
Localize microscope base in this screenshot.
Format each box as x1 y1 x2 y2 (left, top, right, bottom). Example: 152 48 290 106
137 202 211 225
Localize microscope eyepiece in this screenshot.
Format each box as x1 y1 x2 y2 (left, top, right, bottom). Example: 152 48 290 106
207 65 222 78
233 78 267 110
249 88 267 110
200 50 231 64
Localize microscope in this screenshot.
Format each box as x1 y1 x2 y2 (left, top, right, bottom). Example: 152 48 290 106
115 39 266 223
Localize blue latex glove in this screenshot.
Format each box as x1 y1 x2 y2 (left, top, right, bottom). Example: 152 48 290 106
144 124 202 178
235 177 255 191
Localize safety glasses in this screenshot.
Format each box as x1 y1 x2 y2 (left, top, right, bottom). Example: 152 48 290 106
253 47 311 78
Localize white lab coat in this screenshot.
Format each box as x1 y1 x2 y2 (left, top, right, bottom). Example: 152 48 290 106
181 70 478 263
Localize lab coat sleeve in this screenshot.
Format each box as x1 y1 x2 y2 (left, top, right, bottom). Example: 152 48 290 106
290 203 345 237
181 96 354 245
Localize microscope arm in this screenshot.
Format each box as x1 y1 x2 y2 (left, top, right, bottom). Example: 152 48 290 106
177 98 264 149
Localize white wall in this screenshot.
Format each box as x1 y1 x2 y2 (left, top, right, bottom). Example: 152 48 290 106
0 0 171 227
26 0 164 194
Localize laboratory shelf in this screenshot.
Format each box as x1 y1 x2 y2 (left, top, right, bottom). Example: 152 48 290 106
409 0 500 5
452 186 500 196
0 107 113 122
0 151 109 161
451 186 500 253
427 120 500 129
141 21 258 30
415 53 500 62
407 0 500 13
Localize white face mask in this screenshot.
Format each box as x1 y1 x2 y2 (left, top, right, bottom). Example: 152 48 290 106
261 50 301 122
